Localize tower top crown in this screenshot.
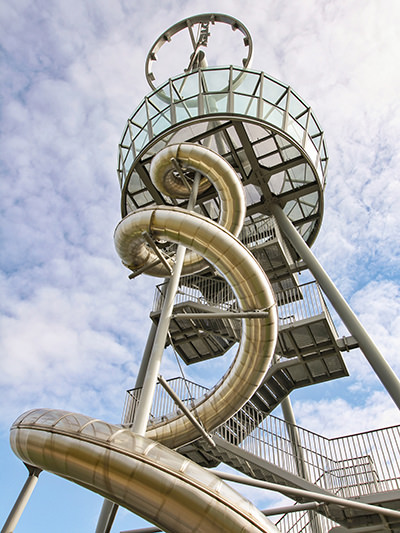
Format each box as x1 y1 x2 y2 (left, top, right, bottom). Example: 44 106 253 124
145 13 253 91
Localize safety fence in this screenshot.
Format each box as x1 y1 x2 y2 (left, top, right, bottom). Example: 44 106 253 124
275 508 336 533
240 215 293 264
217 406 400 498
153 276 338 336
123 377 400 501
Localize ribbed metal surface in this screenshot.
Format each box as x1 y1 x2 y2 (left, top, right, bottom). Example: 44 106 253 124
114 205 277 448
10 409 280 533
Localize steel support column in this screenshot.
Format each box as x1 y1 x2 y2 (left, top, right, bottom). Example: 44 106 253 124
95 173 201 533
270 202 400 410
281 396 323 533
1 465 41 533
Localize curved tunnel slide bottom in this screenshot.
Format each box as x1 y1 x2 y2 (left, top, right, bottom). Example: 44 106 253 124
10 409 280 533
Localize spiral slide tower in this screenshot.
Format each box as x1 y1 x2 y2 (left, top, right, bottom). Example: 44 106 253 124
4 13 400 533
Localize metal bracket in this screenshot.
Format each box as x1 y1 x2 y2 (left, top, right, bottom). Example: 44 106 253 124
141 231 173 274
170 157 192 191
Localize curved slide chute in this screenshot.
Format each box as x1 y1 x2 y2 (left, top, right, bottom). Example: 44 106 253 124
114 205 278 448
11 409 280 533
122 143 246 277
10 144 280 532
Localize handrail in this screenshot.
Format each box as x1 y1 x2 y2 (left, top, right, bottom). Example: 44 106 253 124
123 377 400 500
118 67 328 193
153 277 339 338
239 215 294 264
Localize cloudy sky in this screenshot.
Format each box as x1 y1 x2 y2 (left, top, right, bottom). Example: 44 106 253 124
1 0 400 531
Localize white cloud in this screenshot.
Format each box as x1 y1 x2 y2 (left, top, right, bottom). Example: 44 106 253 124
1 1 400 531
294 389 400 438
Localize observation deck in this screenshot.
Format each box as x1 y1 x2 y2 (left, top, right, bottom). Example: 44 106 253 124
118 66 328 247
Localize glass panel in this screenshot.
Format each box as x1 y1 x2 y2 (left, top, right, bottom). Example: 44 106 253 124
299 200 315 217
259 152 282 167
296 110 309 129
124 147 134 172
132 102 147 127
304 137 319 167
226 125 242 149
175 101 193 122
275 133 290 149
127 122 141 142
253 136 277 158
288 93 307 119
305 165 315 183
263 105 284 129
126 194 138 213
281 145 301 160
233 69 260 96
268 171 285 195
134 129 149 153
149 87 171 111
204 93 228 113
308 114 321 136
121 126 131 147
285 200 303 220
262 75 288 105
288 164 306 185
321 142 328 161
120 145 128 164
234 94 258 117
243 122 267 141
276 92 288 111
300 191 319 212
134 190 154 207
201 68 230 93
151 110 172 137
205 131 230 154
146 132 175 158
244 184 262 206
146 99 160 120
286 117 304 144
127 172 144 194
172 72 199 100
236 148 251 175
117 169 123 188
279 175 294 193
301 221 315 241
201 199 219 220
311 132 323 151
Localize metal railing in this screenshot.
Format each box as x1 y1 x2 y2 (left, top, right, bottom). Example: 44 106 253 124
240 215 278 249
153 277 338 337
118 67 328 192
240 215 294 264
153 274 238 314
216 407 400 498
122 377 209 425
275 508 336 533
122 377 400 501
275 281 338 336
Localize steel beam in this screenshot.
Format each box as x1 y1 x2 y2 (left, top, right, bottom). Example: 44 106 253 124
270 201 400 410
